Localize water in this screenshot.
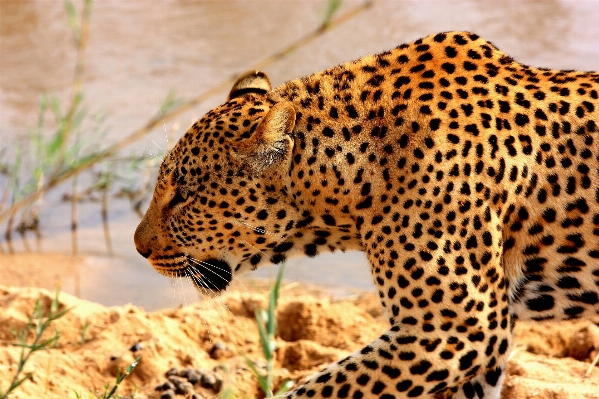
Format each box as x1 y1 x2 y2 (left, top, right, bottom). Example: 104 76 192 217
1 0 598 310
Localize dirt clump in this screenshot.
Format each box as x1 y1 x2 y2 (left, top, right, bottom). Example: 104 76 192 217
277 295 382 350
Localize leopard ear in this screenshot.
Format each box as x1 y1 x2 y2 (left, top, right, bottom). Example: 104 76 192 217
234 101 296 175
228 71 272 101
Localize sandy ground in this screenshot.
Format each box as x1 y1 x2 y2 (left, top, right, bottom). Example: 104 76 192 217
1 254 599 399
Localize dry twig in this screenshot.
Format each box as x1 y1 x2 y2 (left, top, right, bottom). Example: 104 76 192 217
0 1 372 226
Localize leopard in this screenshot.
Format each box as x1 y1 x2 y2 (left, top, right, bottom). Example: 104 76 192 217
134 31 599 398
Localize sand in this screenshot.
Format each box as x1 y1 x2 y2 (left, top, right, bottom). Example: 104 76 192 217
1 254 599 399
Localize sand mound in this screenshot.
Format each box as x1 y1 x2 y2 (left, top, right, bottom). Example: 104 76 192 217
0 285 598 399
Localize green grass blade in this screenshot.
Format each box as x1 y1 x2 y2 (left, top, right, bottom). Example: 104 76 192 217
322 0 343 28
272 262 285 307
7 145 23 201
254 308 271 361
34 336 59 350
48 307 71 322
267 262 285 336
274 378 295 396
64 0 81 42
125 356 140 374
50 287 61 313
7 372 33 393
268 291 276 337
244 358 268 394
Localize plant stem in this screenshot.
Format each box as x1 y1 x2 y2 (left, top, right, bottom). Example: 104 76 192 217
51 0 92 182
0 289 69 399
4 209 15 254
71 174 79 255
0 0 372 226
101 176 112 255
32 175 43 252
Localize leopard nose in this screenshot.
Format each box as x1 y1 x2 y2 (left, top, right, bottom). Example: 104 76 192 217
134 216 153 259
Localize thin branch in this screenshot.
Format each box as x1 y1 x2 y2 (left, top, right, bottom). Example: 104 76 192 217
0 0 372 225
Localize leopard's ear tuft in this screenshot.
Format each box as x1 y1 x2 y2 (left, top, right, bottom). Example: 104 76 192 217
228 71 272 101
233 101 296 175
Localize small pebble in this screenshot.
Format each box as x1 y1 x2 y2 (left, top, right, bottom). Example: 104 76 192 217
160 390 175 399
191 394 205 399
175 381 193 395
209 342 227 359
213 374 223 392
155 381 175 392
179 367 194 378
166 367 179 377
167 375 186 388
186 370 201 385
200 373 217 389
130 342 142 352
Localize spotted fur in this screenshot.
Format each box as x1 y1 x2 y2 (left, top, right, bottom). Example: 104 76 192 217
134 32 599 398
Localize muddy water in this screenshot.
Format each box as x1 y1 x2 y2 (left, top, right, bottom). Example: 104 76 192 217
1 1 598 310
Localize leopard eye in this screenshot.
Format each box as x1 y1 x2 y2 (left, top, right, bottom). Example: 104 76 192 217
168 189 188 209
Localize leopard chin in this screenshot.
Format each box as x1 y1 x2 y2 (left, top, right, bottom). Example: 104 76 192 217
185 258 232 292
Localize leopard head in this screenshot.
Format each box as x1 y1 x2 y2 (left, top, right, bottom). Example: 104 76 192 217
134 71 301 291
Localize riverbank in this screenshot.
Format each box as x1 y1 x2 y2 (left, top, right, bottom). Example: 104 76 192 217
0 282 598 399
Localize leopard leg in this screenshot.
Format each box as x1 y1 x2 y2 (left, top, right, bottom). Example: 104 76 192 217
436 365 507 399
280 325 511 399
282 212 512 399
456 368 506 399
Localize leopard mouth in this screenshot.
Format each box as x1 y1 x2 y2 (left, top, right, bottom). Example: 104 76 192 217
148 254 232 291
185 257 232 292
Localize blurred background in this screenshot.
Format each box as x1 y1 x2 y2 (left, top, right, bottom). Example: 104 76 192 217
1 0 598 311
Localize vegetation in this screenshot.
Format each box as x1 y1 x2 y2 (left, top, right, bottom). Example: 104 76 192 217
0 287 139 399
0 0 166 252
0 0 372 397
245 264 294 398
74 357 140 399
0 0 372 252
1 0 93 244
322 0 344 28
0 289 69 399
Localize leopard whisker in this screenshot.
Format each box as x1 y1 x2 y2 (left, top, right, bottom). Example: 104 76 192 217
240 239 267 258
147 135 168 160
169 269 179 305
133 145 163 159
184 275 216 343
176 268 187 307
187 263 232 298
187 263 234 309
239 239 271 271
188 269 236 339
231 219 284 239
190 273 228 316
155 100 178 163
185 265 245 346
187 257 232 280
187 256 249 294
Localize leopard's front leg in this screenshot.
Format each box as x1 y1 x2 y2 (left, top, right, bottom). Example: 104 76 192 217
282 324 510 399
283 212 512 399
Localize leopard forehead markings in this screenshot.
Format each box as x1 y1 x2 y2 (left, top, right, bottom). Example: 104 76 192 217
135 32 599 398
